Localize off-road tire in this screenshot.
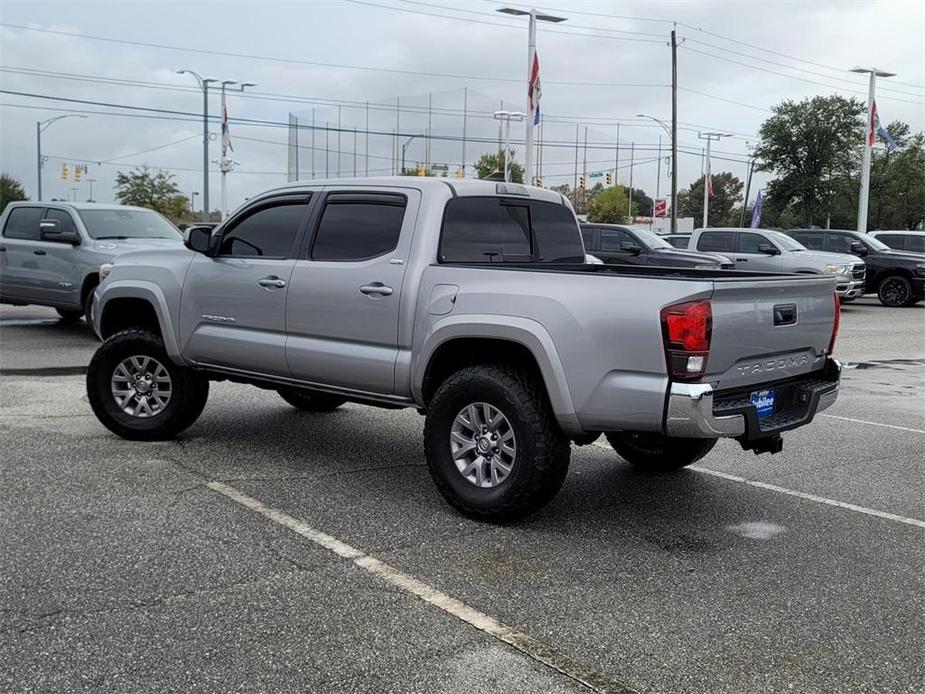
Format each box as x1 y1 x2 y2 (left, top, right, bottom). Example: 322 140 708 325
87 328 209 440
606 431 717 472
277 388 347 412
56 308 83 323
424 364 570 522
877 274 916 307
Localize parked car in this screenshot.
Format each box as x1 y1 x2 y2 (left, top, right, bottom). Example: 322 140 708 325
87 178 841 521
788 229 925 307
662 233 692 249
689 228 866 300
0 202 183 323
580 224 734 268
869 230 925 254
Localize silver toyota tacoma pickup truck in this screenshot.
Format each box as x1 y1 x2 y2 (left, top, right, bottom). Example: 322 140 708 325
86 178 842 520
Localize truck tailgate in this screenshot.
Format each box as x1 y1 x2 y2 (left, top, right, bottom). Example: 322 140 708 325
706 275 837 391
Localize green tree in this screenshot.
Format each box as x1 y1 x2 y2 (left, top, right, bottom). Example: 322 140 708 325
551 182 602 215
587 185 633 223
677 172 744 227
0 174 28 213
629 188 653 217
114 166 182 213
475 150 524 183
754 95 865 227
868 124 925 230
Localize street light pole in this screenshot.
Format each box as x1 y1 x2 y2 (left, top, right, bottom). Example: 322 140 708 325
851 66 896 233
36 115 86 201
497 7 566 185
218 79 257 219
401 135 420 173
178 70 218 222
493 111 526 181
637 114 673 230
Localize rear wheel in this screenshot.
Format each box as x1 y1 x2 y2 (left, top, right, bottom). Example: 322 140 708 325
56 307 83 323
606 431 716 472
424 364 570 521
877 275 915 307
277 388 346 412
87 328 209 440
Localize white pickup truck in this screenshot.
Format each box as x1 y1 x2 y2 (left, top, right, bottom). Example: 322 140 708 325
87 178 841 520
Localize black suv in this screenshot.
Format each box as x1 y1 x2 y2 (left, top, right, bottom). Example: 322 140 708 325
581 224 734 269
788 229 925 307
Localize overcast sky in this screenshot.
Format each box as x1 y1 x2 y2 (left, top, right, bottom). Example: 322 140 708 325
1 0 922 213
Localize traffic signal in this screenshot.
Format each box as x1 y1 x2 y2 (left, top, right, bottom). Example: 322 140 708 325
534 177 544 188
74 166 82 182
579 174 587 189
60 163 69 180
454 167 464 178
606 171 613 186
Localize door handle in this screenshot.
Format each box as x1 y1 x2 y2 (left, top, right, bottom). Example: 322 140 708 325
359 282 393 297
735 257 748 262
0 247 6 252
257 276 287 289
33 249 47 256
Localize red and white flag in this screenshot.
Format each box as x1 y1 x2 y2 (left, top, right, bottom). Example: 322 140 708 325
868 100 878 146
528 52 541 125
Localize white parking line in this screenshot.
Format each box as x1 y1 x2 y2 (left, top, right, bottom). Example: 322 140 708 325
819 413 925 435
590 440 925 529
207 481 635 694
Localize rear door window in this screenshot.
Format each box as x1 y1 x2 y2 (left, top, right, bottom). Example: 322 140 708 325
599 228 635 252
697 231 734 253
2 207 43 240
580 226 596 251
907 235 925 253
311 193 407 261
794 232 824 250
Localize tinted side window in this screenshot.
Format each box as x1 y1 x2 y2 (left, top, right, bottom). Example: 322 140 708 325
530 201 584 262
738 232 769 254
440 198 529 262
599 229 634 252
311 195 406 261
3 207 43 240
876 234 905 250
580 227 596 250
827 234 855 254
907 235 925 253
44 209 78 235
697 232 733 253
794 232 824 250
219 201 308 257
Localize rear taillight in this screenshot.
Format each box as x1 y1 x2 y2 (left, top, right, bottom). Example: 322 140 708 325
660 299 712 380
828 292 840 355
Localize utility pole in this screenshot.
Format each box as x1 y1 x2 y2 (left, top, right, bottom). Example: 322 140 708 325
496 7 567 184
614 124 620 185
627 142 635 220
670 29 679 233
652 135 662 230
365 101 370 177
493 111 525 182
337 105 342 178
36 115 86 201
219 79 256 219
851 66 896 232
573 123 579 191
178 70 217 222
582 126 588 182
740 155 755 227
311 109 316 179
698 132 731 229
353 127 357 177
325 123 330 177
462 87 468 177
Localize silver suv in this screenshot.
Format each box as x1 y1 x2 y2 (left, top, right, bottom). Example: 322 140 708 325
689 228 866 300
0 202 183 323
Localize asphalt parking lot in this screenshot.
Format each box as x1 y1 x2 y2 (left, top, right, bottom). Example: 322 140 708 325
1 299 923 694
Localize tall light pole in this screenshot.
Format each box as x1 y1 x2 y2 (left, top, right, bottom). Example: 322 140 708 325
177 70 217 222
637 114 674 231
493 111 526 182
851 66 896 233
698 132 731 229
218 79 257 219
36 115 86 201
401 134 420 173
497 7 567 186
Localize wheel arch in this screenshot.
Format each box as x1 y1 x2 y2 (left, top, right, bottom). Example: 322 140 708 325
97 281 183 360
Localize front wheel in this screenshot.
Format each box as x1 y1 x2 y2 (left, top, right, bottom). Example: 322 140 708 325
87 328 209 441
877 275 916 307
606 431 716 472
424 364 571 522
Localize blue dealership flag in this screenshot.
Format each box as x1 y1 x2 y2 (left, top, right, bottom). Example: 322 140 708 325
750 190 762 228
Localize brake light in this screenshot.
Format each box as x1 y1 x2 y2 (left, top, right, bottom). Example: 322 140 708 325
660 299 712 379
828 292 840 355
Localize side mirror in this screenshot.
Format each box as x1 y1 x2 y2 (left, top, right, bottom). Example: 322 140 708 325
39 219 80 245
849 241 868 256
757 243 780 256
621 241 643 255
184 225 213 254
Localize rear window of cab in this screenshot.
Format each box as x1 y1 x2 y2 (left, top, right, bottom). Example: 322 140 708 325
440 197 585 264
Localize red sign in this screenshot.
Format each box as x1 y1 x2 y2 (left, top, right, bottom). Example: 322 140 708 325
654 198 668 217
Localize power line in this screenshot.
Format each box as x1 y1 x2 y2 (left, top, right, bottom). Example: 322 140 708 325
678 87 771 113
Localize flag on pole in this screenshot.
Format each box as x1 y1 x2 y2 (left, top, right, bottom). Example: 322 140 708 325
867 100 877 146
871 100 899 152
750 190 762 228
528 52 541 126
706 173 713 197
222 102 234 152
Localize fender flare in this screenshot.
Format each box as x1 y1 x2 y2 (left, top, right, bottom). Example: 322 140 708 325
96 280 184 362
412 314 582 435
